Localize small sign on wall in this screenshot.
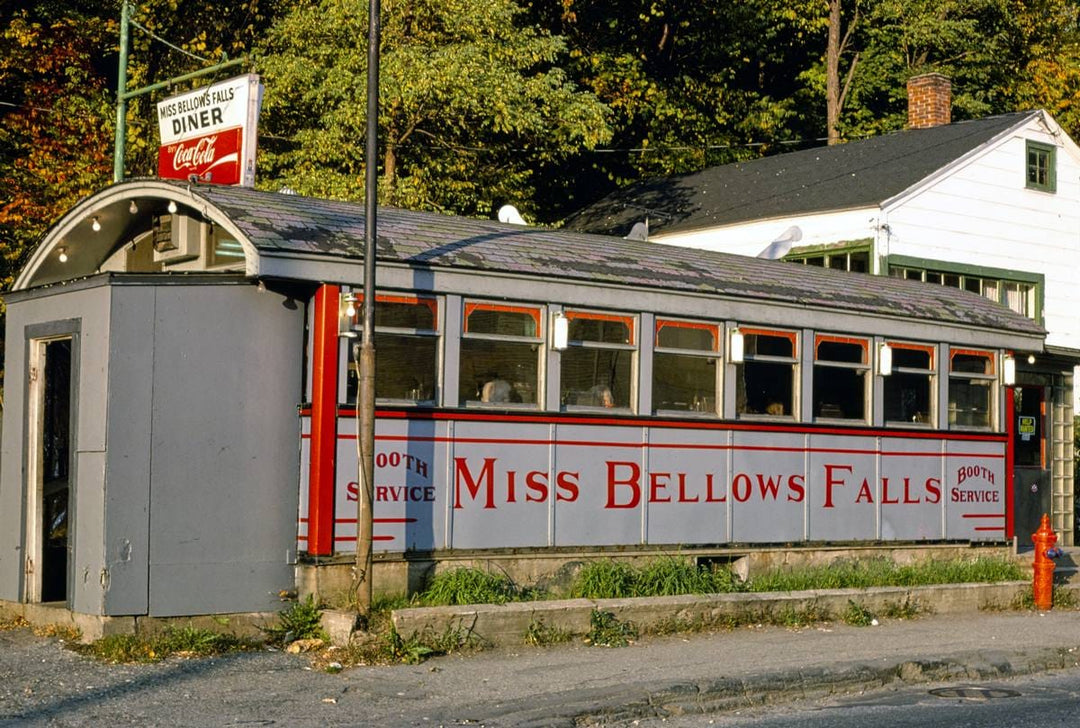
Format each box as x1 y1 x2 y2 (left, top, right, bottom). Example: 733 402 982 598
1018 415 1036 441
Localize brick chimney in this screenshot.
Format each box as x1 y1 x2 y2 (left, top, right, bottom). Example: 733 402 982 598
907 73 952 129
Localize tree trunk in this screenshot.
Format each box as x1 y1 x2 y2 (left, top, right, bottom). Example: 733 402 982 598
383 145 396 205
826 0 841 145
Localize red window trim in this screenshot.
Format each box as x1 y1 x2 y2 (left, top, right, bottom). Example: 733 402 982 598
656 319 719 351
950 348 995 375
464 302 542 334
354 293 439 329
565 310 636 345
814 334 868 364
886 341 935 368
738 326 798 357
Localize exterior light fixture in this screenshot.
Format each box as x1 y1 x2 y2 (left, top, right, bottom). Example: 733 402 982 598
339 292 359 338
552 312 569 350
167 200 178 214
91 216 101 232
57 247 68 263
1027 354 1036 365
729 328 745 363
878 342 893 376
1003 354 1016 386
129 200 139 214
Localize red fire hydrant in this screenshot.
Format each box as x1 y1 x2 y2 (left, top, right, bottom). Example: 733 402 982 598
1032 514 1059 611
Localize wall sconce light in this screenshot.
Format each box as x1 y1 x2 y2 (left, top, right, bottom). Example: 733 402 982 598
91 216 101 232
1027 353 1036 365
1003 355 1016 386
167 200 178 214
878 342 893 376
129 200 139 214
729 328 745 363
57 246 68 263
339 292 358 338
552 312 569 350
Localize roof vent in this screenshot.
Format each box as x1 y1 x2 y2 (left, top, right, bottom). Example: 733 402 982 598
907 73 951 129
497 204 527 225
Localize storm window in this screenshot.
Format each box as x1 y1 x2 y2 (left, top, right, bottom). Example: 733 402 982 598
653 319 720 415
346 295 439 404
949 349 995 429
560 310 635 410
883 343 935 425
813 336 869 422
735 328 796 418
459 302 542 406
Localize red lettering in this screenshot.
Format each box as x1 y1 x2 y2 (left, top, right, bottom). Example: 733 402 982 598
556 471 579 502
925 478 941 504
757 474 782 500
881 477 899 504
732 473 752 503
650 472 672 503
454 457 497 509
606 461 641 508
525 471 548 502
348 481 360 502
676 473 700 503
424 486 436 502
706 473 727 502
506 470 518 503
787 474 805 502
823 464 853 508
855 479 873 503
902 477 921 504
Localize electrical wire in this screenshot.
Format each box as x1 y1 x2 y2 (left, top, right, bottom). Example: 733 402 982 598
129 18 215 64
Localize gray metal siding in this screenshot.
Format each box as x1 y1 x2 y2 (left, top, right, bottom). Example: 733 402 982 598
145 284 303 616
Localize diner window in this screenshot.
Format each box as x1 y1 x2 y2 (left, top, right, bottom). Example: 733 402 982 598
813 335 869 422
653 319 720 414
345 295 439 403
560 311 635 409
459 302 542 406
883 343 934 425
949 349 995 429
735 328 796 417
1026 140 1056 193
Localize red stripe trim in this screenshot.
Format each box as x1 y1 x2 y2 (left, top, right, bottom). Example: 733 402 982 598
962 513 1005 519
974 526 1005 532
1005 386 1016 540
306 284 340 556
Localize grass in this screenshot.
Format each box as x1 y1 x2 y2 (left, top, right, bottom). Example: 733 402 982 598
570 556 742 599
262 595 328 646
74 626 258 663
584 609 637 647
745 555 1024 592
417 567 532 606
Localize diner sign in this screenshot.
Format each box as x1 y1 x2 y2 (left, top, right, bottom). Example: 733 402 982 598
156 74 263 187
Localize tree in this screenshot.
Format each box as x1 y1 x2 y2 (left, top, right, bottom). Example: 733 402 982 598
256 0 612 221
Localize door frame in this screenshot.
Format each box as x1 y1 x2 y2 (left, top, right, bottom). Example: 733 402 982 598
22 320 80 605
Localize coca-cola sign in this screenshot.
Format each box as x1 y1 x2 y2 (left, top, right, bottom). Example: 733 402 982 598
157 129 242 185
156 74 263 187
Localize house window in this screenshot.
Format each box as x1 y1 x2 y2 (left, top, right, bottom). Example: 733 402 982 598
459 302 542 406
883 343 935 425
735 328 797 417
653 319 720 414
1026 141 1056 193
949 349 995 429
788 247 870 273
889 264 1041 321
346 295 439 403
561 310 635 410
813 335 869 422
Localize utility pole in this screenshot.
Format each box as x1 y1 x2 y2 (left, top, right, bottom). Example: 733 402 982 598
113 0 130 182
355 0 381 620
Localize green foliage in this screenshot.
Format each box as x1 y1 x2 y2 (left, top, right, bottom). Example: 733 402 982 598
263 595 327 646
384 625 472 664
842 599 876 626
523 618 572 647
571 557 743 599
417 567 525 606
77 626 256 663
584 609 637 647
747 556 1024 592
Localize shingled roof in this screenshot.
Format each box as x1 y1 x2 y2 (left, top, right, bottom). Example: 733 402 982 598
563 112 1037 237
178 182 1041 337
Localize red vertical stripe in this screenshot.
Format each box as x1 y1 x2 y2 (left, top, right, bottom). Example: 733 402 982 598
308 284 340 555
1005 386 1015 541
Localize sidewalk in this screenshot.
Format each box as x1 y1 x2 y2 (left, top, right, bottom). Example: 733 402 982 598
3 598 1080 726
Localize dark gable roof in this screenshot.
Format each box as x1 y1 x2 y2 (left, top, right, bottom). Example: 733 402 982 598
183 182 1042 337
563 112 1037 237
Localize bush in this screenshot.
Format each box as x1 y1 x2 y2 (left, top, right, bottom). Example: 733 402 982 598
417 567 521 606
263 595 327 646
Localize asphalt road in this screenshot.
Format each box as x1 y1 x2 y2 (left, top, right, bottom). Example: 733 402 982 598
1 609 1080 727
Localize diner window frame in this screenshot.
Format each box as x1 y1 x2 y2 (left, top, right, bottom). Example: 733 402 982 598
948 347 997 430
459 301 544 408
812 334 870 423
883 341 936 427
652 317 722 416
560 309 637 411
734 326 798 419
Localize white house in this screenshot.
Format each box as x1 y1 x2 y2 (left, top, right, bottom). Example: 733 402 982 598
566 75 1080 544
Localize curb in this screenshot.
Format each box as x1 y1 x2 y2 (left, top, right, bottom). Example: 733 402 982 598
389 581 1035 649
438 646 1080 726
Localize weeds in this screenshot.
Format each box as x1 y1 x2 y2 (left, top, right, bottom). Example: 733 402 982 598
524 618 571 646
880 597 923 620
584 609 637 647
570 557 742 599
842 600 876 626
75 627 257 663
417 567 525 606
747 556 1024 593
1012 585 1079 611
263 595 327 646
